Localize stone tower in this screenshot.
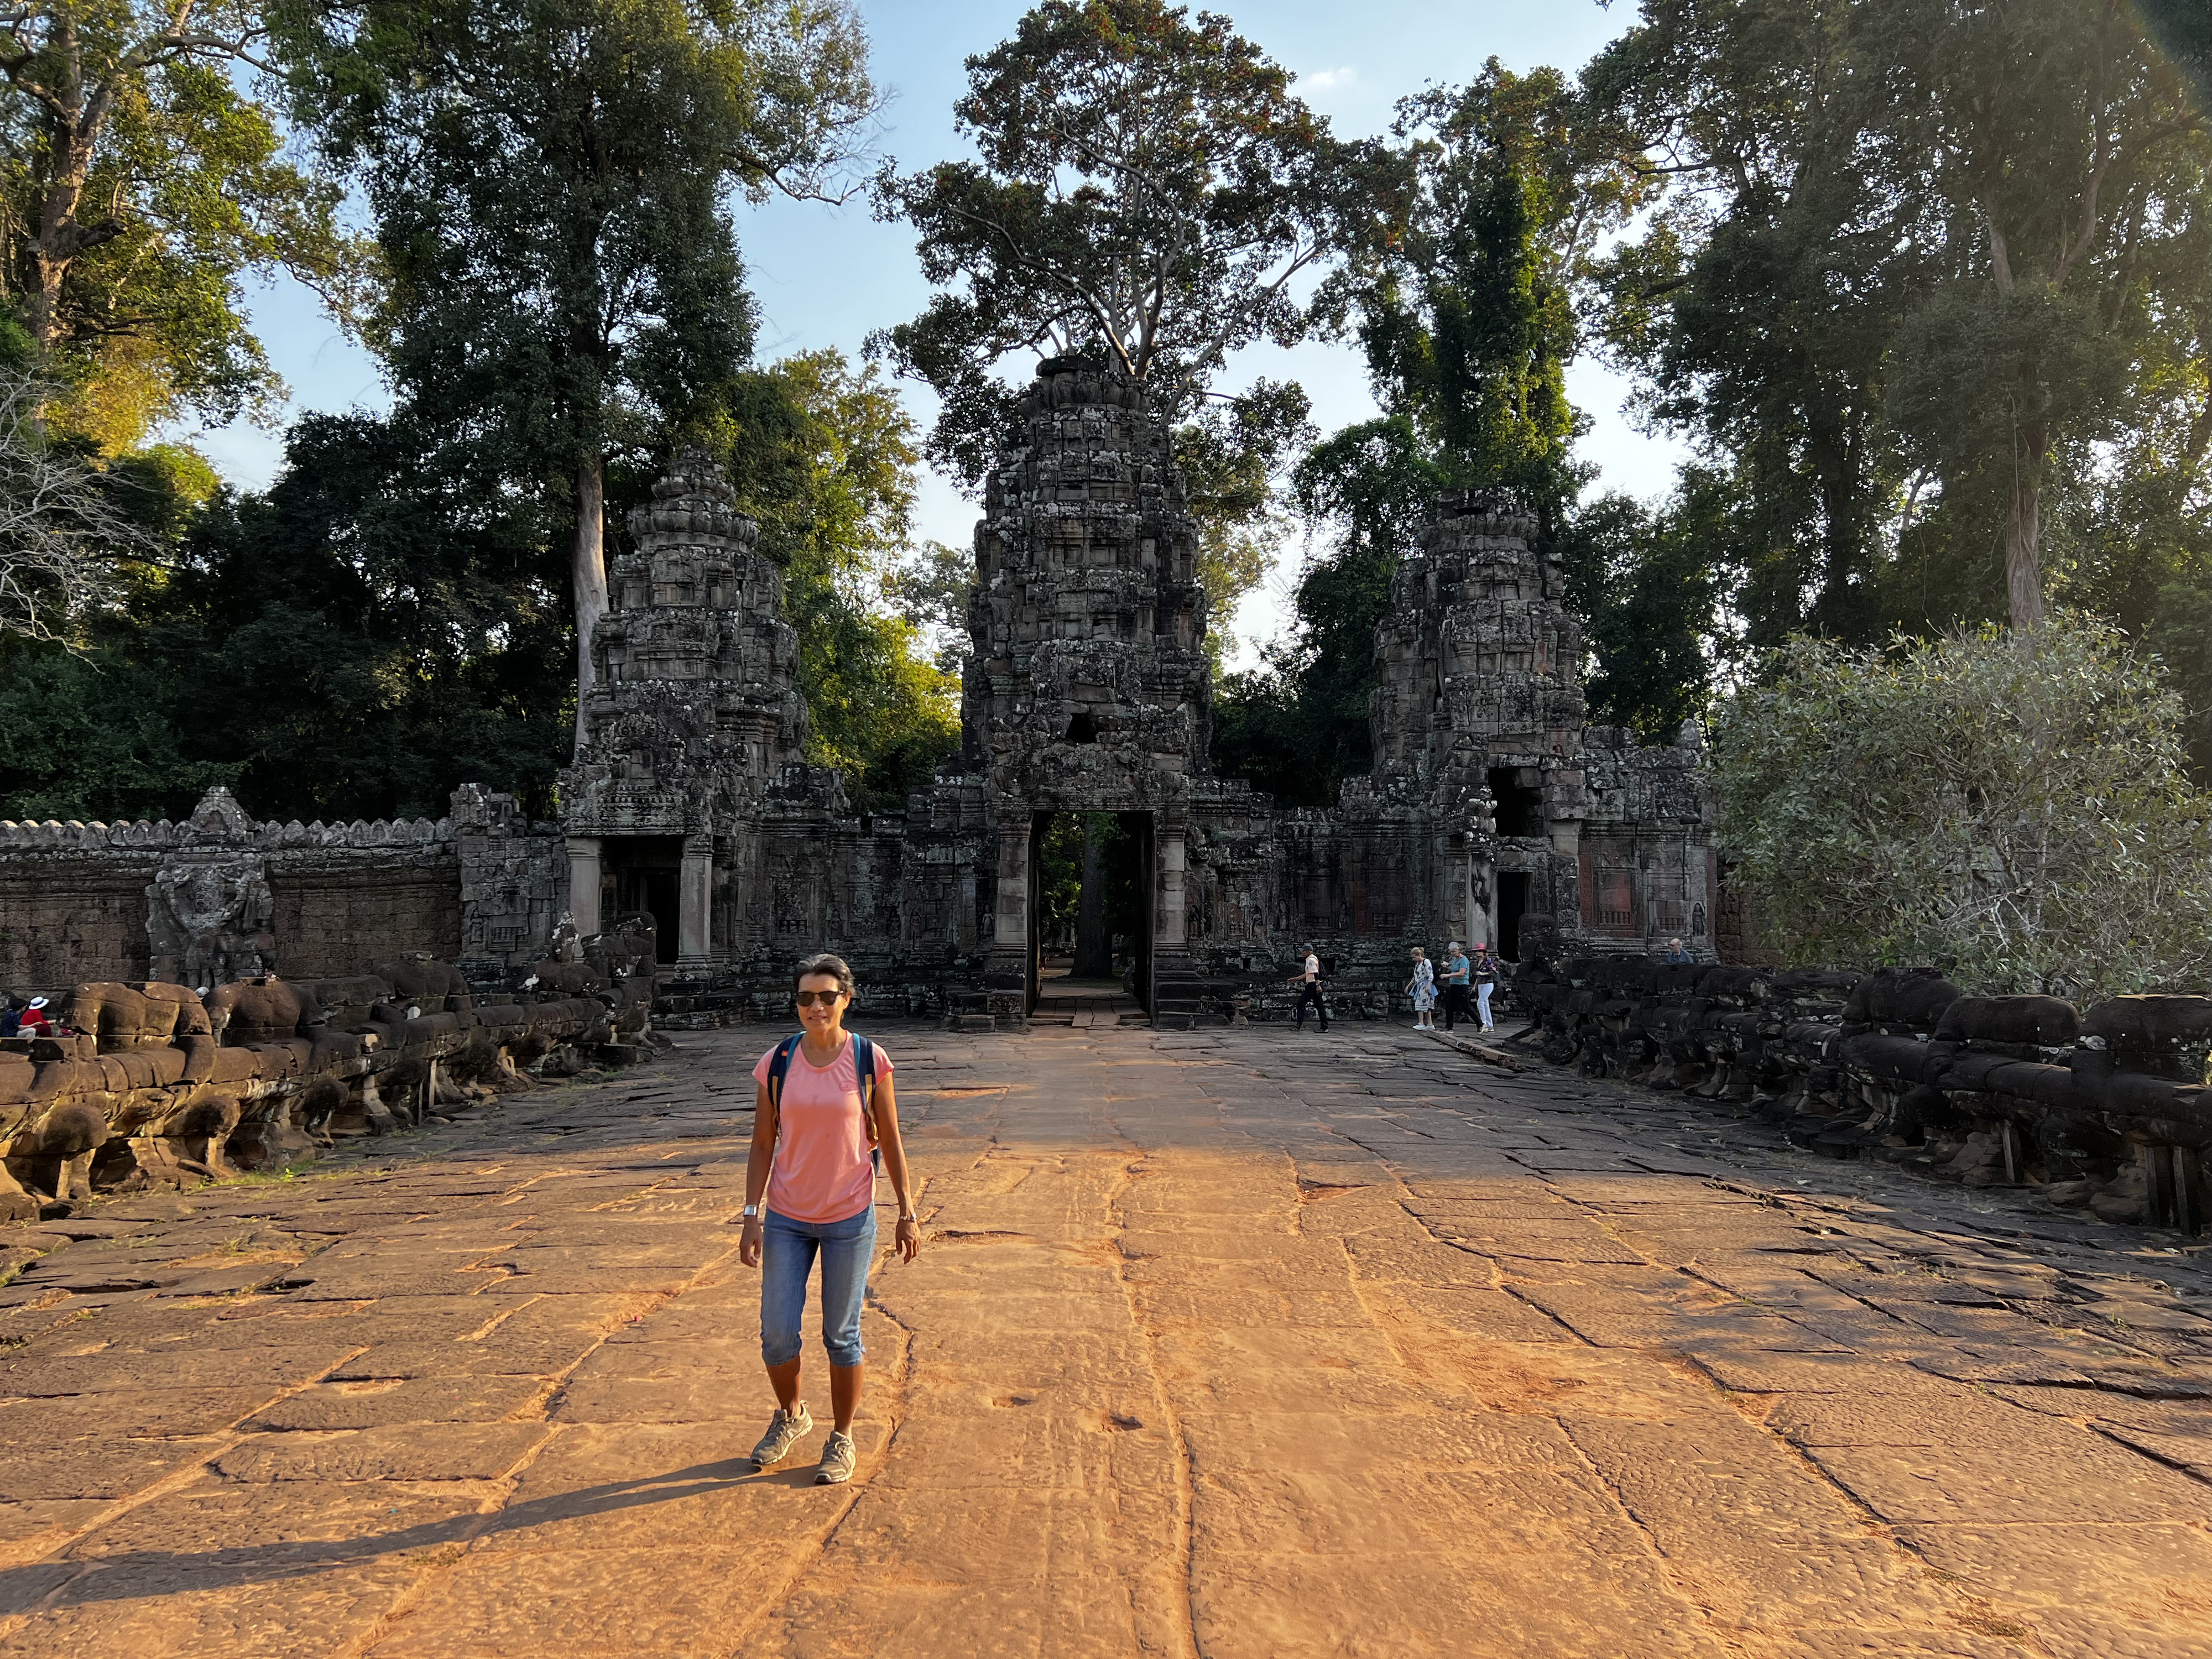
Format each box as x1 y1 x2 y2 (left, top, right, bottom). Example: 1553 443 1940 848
963 357 1217 1004
1358 488 1709 960
561 448 809 964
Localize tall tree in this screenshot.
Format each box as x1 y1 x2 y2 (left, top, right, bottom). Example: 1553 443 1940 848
870 0 1368 635
0 0 356 447
1338 61 1647 510
277 0 878 753
1595 0 2208 637
1217 62 1647 802
718 349 959 811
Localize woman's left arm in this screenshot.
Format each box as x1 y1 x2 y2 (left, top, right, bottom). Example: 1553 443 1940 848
875 1069 921 1263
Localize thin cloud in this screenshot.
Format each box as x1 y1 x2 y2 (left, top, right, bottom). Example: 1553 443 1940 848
1302 65 1358 91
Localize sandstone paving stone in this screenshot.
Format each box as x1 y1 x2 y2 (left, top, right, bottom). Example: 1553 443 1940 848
1809 1432 2212 1524
3 1434 221 1499
0 1500 109 1557
59 1481 489 1564
1897 1522 2212 1659
0 1344 359 1396
0 1558 419 1658
366 1546 827 1659
211 1423 549 1484
242 1376 550 1431
0 1387 269 1439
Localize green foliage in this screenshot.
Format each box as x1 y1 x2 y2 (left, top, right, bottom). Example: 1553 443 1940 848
0 2 361 450
1217 61 1634 802
1553 473 1735 742
1338 62 1645 504
0 632 233 821
1709 615 2212 1000
1173 378 1313 666
1212 415 1439 805
871 0 1363 653
884 540 973 675
150 412 575 821
1031 811 1140 961
1593 0 2210 638
871 0 1361 482
720 351 958 811
277 0 844 486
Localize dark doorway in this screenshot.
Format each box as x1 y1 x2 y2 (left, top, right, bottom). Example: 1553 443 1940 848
602 834 684 964
1027 810 1154 1014
1487 766 1546 838
1497 871 1532 963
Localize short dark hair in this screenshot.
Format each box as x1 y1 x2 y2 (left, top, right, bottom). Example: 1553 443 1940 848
793 953 855 998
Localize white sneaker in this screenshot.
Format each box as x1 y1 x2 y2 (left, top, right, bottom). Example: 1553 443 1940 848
750 1402 812 1469
815 1429 857 1485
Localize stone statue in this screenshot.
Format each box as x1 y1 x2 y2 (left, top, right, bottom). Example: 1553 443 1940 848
147 788 276 990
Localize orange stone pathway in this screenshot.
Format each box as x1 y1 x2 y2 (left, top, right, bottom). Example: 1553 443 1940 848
1 1022 2209 1657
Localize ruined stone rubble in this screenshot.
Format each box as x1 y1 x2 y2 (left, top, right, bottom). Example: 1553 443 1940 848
1512 956 2210 1229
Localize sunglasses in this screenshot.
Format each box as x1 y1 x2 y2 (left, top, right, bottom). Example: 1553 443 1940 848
794 989 846 1008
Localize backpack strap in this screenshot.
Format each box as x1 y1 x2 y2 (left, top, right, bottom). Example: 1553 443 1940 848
765 1031 805 1118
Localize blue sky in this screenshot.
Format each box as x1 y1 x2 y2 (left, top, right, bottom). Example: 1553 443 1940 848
192 0 1686 664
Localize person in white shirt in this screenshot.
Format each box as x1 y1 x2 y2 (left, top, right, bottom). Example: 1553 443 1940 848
1405 947 1436 1030
1287 945 1329 1032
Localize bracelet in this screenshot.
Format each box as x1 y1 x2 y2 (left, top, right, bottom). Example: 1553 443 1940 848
897 1212 917 1223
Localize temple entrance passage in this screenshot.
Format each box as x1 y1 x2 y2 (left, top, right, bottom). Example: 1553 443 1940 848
1498 870 1531 962
1027 810 1152 1016
600 834 684 964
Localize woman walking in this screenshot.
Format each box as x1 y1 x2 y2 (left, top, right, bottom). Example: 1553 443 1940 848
1472 943 1500 1032
740 953 921 1485
1405 947 1437 1030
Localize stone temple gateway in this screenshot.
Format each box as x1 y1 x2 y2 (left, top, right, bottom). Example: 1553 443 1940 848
556 358 1713 1027
0 359 1712 1019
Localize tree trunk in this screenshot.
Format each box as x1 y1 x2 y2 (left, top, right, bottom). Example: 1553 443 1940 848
1073 818 1113 978
571 452 608 758
27 98 96 352
2005 418 2047 633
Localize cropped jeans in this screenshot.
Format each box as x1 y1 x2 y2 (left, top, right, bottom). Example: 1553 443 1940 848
759 1204 876 1369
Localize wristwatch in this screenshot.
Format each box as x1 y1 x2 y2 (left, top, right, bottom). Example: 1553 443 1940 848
741 1204 759 1220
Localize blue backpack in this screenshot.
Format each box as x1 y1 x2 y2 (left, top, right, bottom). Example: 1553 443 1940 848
766 1031 881 1170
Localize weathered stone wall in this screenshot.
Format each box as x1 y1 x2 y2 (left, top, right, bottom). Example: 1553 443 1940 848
0 788 567 998
268 867 462 978
0 844 158 990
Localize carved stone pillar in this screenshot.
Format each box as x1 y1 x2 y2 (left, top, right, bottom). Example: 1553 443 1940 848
679 836 713 966
566 836 603 938
1157 828 1188 949
986 820 1030 993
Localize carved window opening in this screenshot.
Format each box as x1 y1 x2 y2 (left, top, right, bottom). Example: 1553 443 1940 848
1487 766 1546 837
1065 710 1099 744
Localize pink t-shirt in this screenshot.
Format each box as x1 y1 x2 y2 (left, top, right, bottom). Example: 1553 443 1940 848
752 1036 892 1224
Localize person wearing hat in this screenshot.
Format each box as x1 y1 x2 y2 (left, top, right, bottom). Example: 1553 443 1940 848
1471 943 1500 1031
15 997 52 1037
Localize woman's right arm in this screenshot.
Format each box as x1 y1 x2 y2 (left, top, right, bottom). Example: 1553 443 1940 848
739 1078 774 1268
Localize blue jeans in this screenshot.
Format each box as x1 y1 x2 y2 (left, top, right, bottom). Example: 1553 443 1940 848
760 1205 877 1369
